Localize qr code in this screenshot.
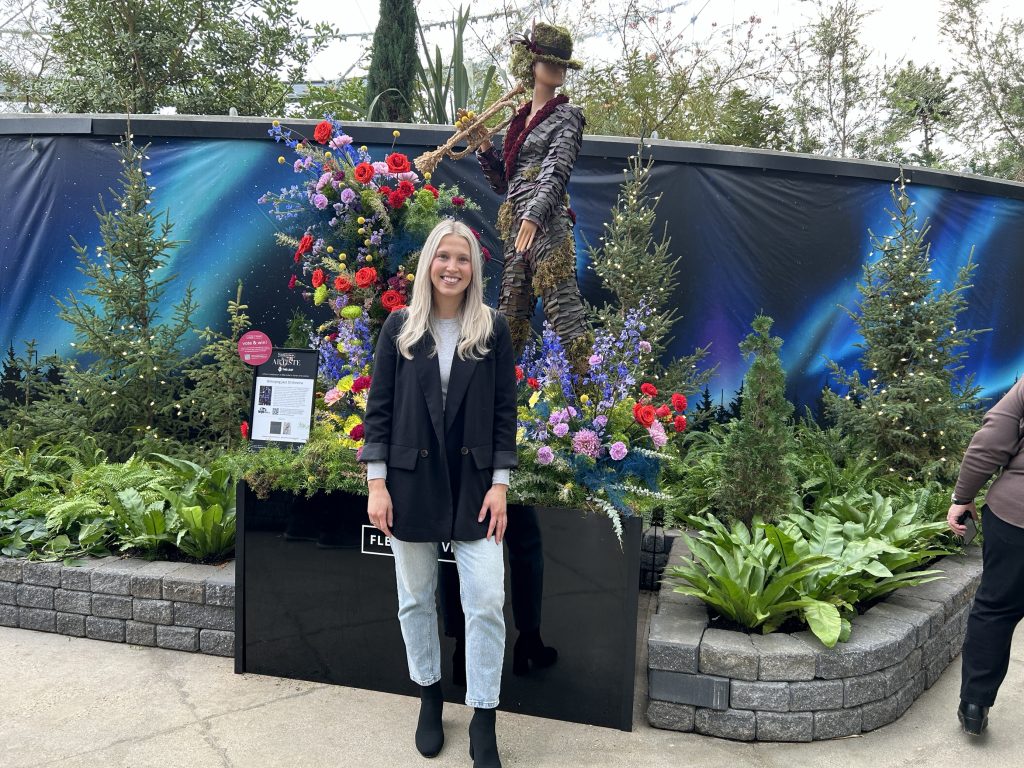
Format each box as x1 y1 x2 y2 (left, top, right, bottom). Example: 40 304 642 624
272 407 279 415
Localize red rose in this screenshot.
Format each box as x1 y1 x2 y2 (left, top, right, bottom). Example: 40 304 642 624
451 196 465 207
640 382 658 397
515 366 524 382
527 377 540 390
672 393 688 412
381 289 405 311
295 233 314 259
313 120 333 145
397 180 415 197
353 162 375 184
355 267 377 288
656 404 671 419
388 190 406 209
633 403 656 428
334 275 352 292
378 185 393 196
288 274 297 290
424 184 439 199
482 246 492 262
352 376 371 393
311 268 325 288
674 415 688 433
240 421 250 440
386 153 411 174
349 423 365 440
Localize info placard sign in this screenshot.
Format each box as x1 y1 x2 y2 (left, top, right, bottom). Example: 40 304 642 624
248 348 318 451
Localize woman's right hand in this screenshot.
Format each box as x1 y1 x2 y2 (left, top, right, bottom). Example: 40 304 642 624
368 479 394 538
947 501 977 536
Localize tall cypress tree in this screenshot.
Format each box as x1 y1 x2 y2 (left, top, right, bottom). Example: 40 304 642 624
825 172 983 484
366 0 419 122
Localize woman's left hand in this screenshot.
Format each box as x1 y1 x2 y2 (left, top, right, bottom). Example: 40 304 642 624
479 485 508 544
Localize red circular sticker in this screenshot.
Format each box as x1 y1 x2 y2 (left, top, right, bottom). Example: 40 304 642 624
238 330 273 366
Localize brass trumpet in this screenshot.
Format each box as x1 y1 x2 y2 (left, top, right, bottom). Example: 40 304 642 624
414 83 527 176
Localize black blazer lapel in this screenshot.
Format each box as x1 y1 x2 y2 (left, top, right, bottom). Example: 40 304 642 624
412 339 445 447
444 352 477 434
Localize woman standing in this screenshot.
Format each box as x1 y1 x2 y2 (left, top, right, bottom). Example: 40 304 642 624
948 376 1024 735
468 22 591 373
360 220 518 767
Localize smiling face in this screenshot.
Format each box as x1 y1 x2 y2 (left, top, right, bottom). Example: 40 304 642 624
429 233 473 313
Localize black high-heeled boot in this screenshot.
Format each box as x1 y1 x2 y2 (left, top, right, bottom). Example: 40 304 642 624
415 681 444 758
451 634 466 688
468 707 501 768
958 700 989 736
512 629 558 676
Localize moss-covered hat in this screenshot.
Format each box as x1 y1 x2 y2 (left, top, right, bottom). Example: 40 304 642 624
509 22 582 85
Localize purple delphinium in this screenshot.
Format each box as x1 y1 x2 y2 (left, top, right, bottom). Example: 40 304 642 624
571 429 601 458
537 446 554 465
609 441 628 460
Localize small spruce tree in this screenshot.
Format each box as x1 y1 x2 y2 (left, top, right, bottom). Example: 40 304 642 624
825 172 983 484
717 315 794 527
1 343 24 407
366 0 419 122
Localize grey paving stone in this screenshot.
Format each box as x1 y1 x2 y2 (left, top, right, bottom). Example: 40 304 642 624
899 565 976 621
56 612 86 637
157 624 199 652
131 560 186 598
730 680 790 712
162 564 213 604
173 601 233 631
813 707 862 740
199 629 234 657
133 598 173 625
205 579 235 608
854 614 917 662
16 583 54 609
925 657 948 689
844 670 887 707
756 711 813 742
85 616 125 642
648 613 706 673
126 620 157 647
92 559 149 596
19 607 56 632
751 633 816 681
694 708 756 741
790 679 844 710
861 693 900 732
922 633 952 668
700 629 759 681
657 593 709 622
92 594 133 619
940 605 971 645
866 602 932 648
884 593 946 639
648 670 730 709
60 557 119 591
22 561 62 587
882 647 922 697
0 603 18 627
646 700 696 731
54 589 91 615
0 556 22 582
896 672 927 716
0 581 16 605
793 615 909 679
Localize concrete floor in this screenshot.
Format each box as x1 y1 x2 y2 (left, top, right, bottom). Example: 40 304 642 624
3 592 1022 768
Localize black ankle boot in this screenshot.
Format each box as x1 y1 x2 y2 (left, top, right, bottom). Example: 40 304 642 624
415 682 444 758
468 707 501 768
512 629 558 676
958 700 989 736
452 635 466 688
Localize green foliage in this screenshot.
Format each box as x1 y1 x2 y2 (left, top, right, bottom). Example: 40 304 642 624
716 315 794 527
294 77 369 122
284 308 314 348
825 175 984 485
883 62 963 167
366 0 419 122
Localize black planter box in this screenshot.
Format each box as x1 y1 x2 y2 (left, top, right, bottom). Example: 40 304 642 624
234 484 641 730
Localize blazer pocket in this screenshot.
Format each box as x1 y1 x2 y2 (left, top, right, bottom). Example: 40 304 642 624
388 444 420 471
469 445 492 470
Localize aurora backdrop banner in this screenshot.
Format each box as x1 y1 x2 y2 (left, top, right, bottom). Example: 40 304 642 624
1 117 1023 410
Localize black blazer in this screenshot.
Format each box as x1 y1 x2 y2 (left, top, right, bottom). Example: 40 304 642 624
360 308 518 542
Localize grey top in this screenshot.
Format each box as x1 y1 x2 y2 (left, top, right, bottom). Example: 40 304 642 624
367 317 510 486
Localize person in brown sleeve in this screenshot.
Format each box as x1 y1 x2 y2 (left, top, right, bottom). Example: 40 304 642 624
947 376 1024 735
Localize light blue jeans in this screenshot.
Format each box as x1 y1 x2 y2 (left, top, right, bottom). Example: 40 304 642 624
390 536 505 708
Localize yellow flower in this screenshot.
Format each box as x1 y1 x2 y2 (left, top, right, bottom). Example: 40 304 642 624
407 274 414 281
516 426 526 442
528 391 540 408
339 375 355 393
360 145 367 152
357 227 365 235
580 394 590 404
365 255 373 263
343 414 362 433
364 239 371 247
336 343 345 353
392 130 401 137
326 245 334 254
424 172 432 180
339 252 347 261
357 216 365 224
324 151 332 159
272 120 280 127
277 156 286 164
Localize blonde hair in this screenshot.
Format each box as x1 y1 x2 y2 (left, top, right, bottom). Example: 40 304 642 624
396 220 495 361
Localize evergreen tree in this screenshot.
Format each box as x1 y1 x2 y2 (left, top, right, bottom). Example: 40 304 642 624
726 383 744 421
1 344 22 406
825 172 983 484
692 386 716 431
284 308 314 348
179 281 253 451
717 315 794 527
366 0 418 122
51 134 197 460
587 151 711 395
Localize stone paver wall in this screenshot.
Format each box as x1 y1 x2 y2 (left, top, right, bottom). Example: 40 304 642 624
648 537 982 741
0 555 234 657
